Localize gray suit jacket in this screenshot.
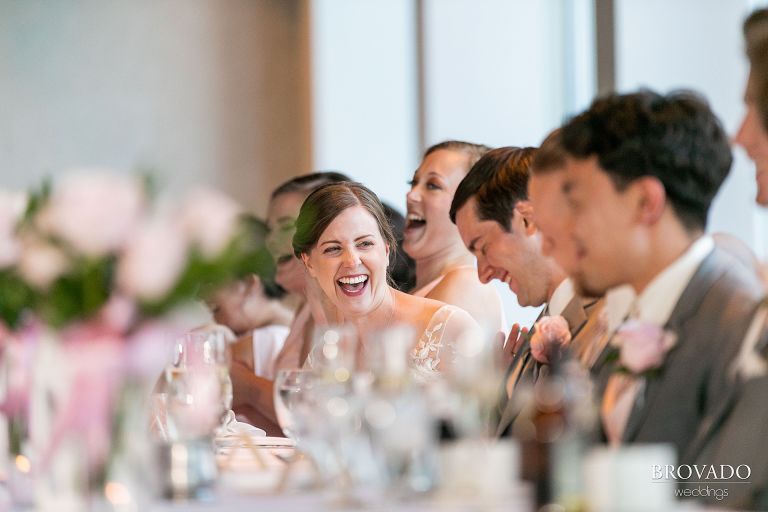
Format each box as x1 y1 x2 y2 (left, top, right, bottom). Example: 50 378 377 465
683 307 768 509
594 247 765 463
495 295 601 437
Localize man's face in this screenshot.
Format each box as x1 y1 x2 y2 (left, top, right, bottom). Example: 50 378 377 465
563 156 643 296
528 171 580 276
734 73 768 206
455 197 550 307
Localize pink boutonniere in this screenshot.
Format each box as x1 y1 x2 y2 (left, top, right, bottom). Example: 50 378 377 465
611 319 677 375
530 315 572 364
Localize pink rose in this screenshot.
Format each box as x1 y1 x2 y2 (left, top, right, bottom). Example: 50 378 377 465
37 172 144 257
612 319 677 374
117 217 188 302
177 187 241 259
530 315 572 364
98 294 137 334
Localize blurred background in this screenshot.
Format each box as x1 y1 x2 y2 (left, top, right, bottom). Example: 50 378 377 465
1 0 766 323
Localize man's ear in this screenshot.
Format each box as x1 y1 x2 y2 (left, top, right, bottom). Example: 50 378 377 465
300 253 316 278
635 177 666 225
514 200 538 236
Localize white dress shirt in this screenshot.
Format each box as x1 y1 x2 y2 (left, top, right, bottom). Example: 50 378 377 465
548 278 575 317
633 235 714 326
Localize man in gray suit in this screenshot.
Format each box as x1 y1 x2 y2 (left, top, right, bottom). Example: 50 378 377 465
449 146 604 437
686 10 768 509
559 90 766 500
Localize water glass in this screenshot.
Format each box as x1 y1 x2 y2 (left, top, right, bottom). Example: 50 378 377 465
273 368 315 442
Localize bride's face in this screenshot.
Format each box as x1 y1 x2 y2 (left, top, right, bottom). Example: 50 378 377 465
301 206 390 319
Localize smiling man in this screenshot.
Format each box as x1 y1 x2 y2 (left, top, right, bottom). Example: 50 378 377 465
686 10 768 509
735 8 768 204
450 146 603 437
559 90 767 479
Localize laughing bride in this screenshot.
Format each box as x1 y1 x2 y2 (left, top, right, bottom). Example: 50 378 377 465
292 181 483 376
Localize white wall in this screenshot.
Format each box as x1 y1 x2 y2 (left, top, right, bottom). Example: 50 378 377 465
308 0 419 210
615 0 767 256
419 0 582 326
0 0 311 217
422 0 566 149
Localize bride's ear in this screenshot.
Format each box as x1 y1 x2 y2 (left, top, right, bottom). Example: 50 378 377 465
300 252 316 278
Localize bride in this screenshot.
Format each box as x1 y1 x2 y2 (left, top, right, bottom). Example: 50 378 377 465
292 181 482 374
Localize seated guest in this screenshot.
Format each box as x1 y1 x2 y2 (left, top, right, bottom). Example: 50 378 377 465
231 171 350 435
209 216 293 380
528 130 634 372
688 11 768 509
449 147 605 437
404 141 504 341
736 8 768 206
559 90 765 473
293 181 481 377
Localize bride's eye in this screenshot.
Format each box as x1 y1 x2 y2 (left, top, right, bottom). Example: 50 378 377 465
323 246 341 254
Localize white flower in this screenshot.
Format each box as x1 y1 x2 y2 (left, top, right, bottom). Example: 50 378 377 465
177 187 241 259
38 171 144 257
117 217 188 302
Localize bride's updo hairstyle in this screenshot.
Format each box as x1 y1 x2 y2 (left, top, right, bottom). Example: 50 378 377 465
292 182 397 261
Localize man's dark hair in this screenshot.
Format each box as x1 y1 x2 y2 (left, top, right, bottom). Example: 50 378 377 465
531 129 566 176
449 146 537 230
560 89 732 232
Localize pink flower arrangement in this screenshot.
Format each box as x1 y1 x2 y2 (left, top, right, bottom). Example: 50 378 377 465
36 172 144 258
0 170 272 477
530 315 572 364
611 319 677 375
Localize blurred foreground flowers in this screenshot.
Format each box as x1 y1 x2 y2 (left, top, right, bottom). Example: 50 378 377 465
0 170 270 510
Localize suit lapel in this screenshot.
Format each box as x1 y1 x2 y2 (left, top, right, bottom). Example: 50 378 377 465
621 251 724 443
561 296 589 339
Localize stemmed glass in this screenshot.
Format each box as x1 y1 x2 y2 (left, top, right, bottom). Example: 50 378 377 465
273 368 315 443
362 325 438 499
307 325 377 506
164 329 232 440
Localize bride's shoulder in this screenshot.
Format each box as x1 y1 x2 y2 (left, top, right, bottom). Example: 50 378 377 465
395 290 478 335
394 290 444 322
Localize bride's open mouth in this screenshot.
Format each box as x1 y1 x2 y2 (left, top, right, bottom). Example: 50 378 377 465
337 274 369 297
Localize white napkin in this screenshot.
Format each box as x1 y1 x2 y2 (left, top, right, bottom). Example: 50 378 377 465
215 410 267 443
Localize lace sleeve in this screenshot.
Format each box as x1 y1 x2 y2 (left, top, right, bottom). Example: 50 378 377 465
410 305 459 377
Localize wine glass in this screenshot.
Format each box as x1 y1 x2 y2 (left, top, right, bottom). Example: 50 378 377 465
163 330 232 440
273 368 315 442
307 324 360 381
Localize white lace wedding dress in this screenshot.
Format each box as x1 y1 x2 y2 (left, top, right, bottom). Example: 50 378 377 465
409 304 461 378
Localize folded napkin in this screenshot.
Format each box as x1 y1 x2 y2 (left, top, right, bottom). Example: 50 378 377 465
215 410 266 442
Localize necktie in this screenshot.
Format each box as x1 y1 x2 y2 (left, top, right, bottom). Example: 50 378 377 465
599 301 643 445
601 373 643 445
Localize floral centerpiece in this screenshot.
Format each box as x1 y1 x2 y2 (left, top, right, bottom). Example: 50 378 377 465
0 171 271 509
